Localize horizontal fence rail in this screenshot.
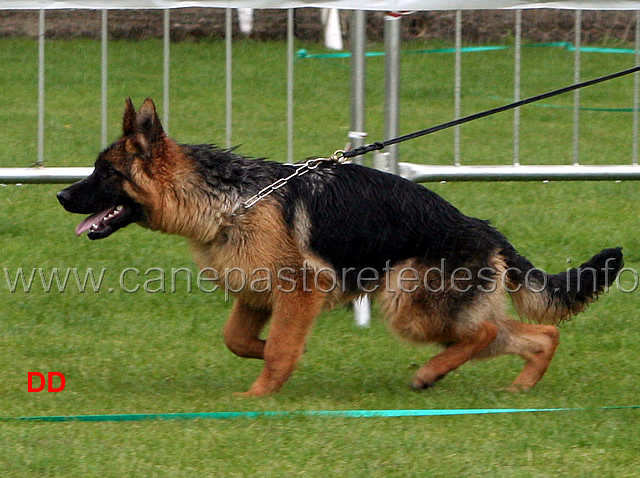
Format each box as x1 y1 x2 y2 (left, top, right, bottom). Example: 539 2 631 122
3 165 640 185
399 163 640 182
0 168 93 184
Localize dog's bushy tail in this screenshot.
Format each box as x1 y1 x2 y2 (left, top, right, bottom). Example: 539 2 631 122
504 247 623 324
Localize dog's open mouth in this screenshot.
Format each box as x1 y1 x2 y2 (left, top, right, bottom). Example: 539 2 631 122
75 205 133 240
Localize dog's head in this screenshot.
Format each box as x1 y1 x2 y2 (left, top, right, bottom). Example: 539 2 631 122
57 98 182 240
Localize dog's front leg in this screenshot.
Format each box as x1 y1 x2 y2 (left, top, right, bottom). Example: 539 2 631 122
223 299 270 359
238 286 325 397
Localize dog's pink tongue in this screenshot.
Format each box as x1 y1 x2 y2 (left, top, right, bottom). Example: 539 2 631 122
75 208 113 236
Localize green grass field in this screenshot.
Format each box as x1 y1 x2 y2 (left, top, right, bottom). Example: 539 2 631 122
1 37 640 476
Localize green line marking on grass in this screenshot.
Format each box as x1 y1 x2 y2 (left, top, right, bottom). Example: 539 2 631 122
296 42 640 60
2 406 638 423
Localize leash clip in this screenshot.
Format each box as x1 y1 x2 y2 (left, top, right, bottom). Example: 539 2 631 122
330 150 347 163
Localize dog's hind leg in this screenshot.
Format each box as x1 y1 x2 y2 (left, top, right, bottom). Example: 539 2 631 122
485 320 560 391
239 287 326 397
411 320 498 390
223 299 270 360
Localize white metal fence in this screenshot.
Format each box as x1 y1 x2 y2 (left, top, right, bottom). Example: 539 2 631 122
1 7 640 183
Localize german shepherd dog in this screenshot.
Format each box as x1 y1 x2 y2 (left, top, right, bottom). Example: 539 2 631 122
57 98 623 396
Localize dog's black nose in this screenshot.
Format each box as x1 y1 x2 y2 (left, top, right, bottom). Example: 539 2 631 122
56 190 70 207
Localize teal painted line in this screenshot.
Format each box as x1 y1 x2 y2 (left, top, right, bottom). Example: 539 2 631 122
296 49 384 59
407 46 509 55
567 46 637 55
523 42 571 48
296 46 507 59
297 42 640 61
1 406 638 423
520 42 638 55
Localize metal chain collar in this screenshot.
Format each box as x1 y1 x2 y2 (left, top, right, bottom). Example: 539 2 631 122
240 150 346 211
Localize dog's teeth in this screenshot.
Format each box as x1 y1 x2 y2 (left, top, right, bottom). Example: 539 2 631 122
116 205 123 212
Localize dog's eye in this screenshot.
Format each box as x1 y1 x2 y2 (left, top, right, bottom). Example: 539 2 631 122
94 159 130 182
110 167 129 180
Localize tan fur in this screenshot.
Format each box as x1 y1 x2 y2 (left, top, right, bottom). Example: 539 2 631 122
380 253 562 390
493 253 576 325
115 106 339 394
96 99 571 395
289 203 344 306
291 203 312 251
510 288 560 324
223 299 270 360
411 321 499 388
239 284 327 396
381 259 457 344
191 200 301 308
121 139 237 243
509 279 585 325
380 257 507 344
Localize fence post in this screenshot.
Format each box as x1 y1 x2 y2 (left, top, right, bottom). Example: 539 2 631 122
573 10 582 165
101 10 108 149
384 13 401 174
454 10 462 166
37 9 45 166
163 9 170 134
350 9 371 327
287 9 294 164
225 8 233 150
633 10 640 166
513 9 522 166
350 9 367 163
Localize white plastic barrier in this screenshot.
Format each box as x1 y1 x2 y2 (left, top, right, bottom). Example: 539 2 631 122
1 1 640 11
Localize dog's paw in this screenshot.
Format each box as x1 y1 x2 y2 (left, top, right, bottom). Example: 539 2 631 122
410 380 435 391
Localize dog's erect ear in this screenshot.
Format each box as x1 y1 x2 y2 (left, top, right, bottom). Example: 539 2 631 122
134 98 165 157
123 97 136 136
